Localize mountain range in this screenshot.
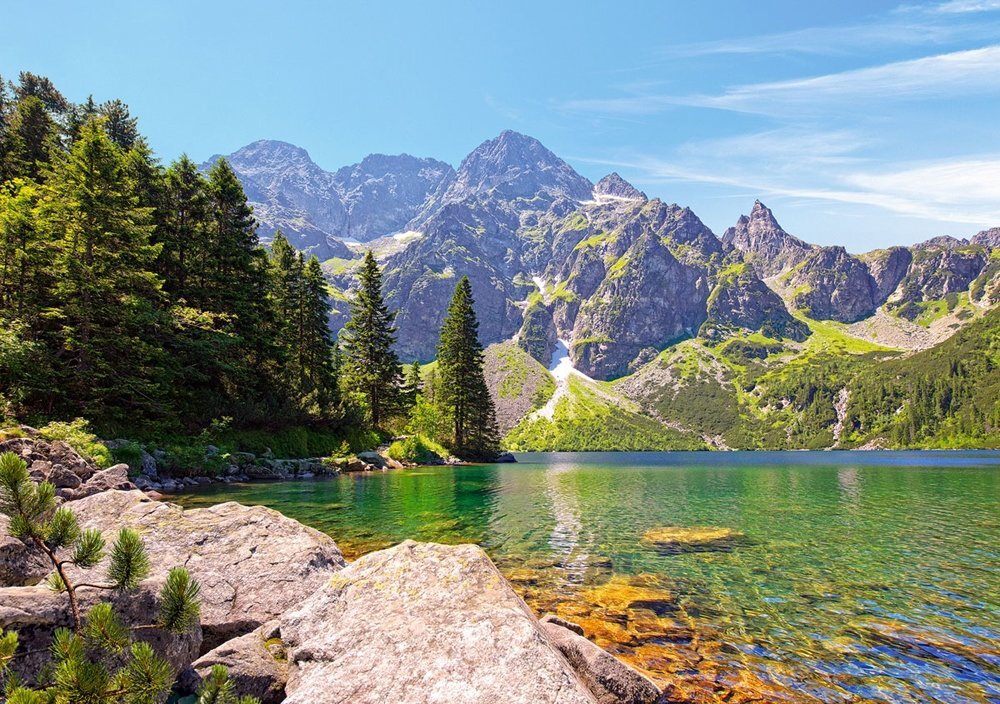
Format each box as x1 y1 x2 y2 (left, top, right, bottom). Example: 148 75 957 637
208 131 1000 450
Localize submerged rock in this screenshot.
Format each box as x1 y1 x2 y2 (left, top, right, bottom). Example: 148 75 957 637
279 540 599 704
541 615 661 704
642 526 745 553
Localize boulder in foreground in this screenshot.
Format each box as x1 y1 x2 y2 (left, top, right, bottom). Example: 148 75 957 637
70 490 346 649
280 540 599 704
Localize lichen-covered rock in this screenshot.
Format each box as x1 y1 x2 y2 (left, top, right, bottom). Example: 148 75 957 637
280 540 598 704
540 616 661 704
178 620 287 704
70 490 346 649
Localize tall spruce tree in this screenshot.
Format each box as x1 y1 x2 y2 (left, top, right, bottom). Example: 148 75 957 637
41 119 167 425
342 251 401 427
436 277 500 459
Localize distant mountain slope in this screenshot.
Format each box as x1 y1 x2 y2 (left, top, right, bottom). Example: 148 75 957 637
209 130 1000 450
203 140 453 257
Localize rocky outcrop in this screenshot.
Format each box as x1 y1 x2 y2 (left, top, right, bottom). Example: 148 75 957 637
594 173 646 201
890 243 989 305
540 615 661 704
782 246 879 323
178 620 288 704
702 263 808 341
63 463 133 500
863 246 912 302
972 227 1000 249
279 540 600 704
517 301 558 365
70 490 346 649
0 435 136 500
484 340 555 435
722 201 813 277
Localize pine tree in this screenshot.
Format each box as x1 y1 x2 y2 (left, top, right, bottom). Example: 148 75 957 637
303 255 336 410
401 361 422 407
0 96 56 182
342 251 401 427
41 119 167 425
436 277 500 459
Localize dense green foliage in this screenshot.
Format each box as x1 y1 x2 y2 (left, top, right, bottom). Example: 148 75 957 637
436 277 501 459
386 435 448 464
0 73 341 441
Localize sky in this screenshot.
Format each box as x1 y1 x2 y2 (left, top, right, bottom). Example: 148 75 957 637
3 0 1000 249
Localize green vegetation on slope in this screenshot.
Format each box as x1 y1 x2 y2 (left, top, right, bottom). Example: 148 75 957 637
505 376 704 451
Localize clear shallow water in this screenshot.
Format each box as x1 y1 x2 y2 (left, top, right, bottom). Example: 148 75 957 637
173 451 1000 703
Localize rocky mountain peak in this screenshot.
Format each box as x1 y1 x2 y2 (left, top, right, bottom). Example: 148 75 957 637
723 200 814 277
594 173 647 201
972 227 1000 248
224 139 318 170
446 130 593 204
914 235 969 250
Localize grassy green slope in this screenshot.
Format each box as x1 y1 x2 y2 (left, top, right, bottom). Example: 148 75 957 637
504 375 705 451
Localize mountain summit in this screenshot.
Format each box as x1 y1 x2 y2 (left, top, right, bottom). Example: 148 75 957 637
722 200 814 277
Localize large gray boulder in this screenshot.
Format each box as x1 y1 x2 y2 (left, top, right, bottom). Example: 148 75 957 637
540 615 661 704
70 490 346 649
280 540 598 704
0 579 202 683
178 620 288 704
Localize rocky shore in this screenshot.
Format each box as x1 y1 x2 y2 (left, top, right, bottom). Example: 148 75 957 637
0 435 662 703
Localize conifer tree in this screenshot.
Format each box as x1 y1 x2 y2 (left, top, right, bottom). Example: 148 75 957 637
41 119 166 424
0 96 56 182
436 277 500 459
303 255 336 409
342 251 401 427
402 361 423 406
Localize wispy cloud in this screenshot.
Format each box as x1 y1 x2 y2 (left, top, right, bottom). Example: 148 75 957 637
660 5 1000 57
563 46 1000 117
576 151 1000 227
933 0 1000 13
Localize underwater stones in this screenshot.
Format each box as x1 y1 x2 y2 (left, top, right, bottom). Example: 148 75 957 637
541 617 662 704
641 526 746 554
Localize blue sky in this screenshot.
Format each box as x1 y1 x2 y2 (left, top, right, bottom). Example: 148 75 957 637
3 0 999 249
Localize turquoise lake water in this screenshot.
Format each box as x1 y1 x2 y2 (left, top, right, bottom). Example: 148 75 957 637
172 451 1000 703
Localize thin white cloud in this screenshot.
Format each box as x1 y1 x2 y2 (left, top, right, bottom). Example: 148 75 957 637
564 46 1000 117
574 152 1000 227
934 0 1000 13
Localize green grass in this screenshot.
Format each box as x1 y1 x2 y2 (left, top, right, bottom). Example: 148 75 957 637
505 376 704 451
386 435 449 464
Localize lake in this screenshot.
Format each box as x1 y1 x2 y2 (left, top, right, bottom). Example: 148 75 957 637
172 451 1000 703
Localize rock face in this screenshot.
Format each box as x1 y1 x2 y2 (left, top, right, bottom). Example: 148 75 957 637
179 620 288 704
702 263 808 341
972 227 1000 248
891 243 989 305
63 463 133 500
782 246 880 323
594 173 647 201
70 490 346 649
204 140 454 255
279 540 599 704
540 616 661 704
722 201 814 278
548 200 720 379
863 247 913 302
